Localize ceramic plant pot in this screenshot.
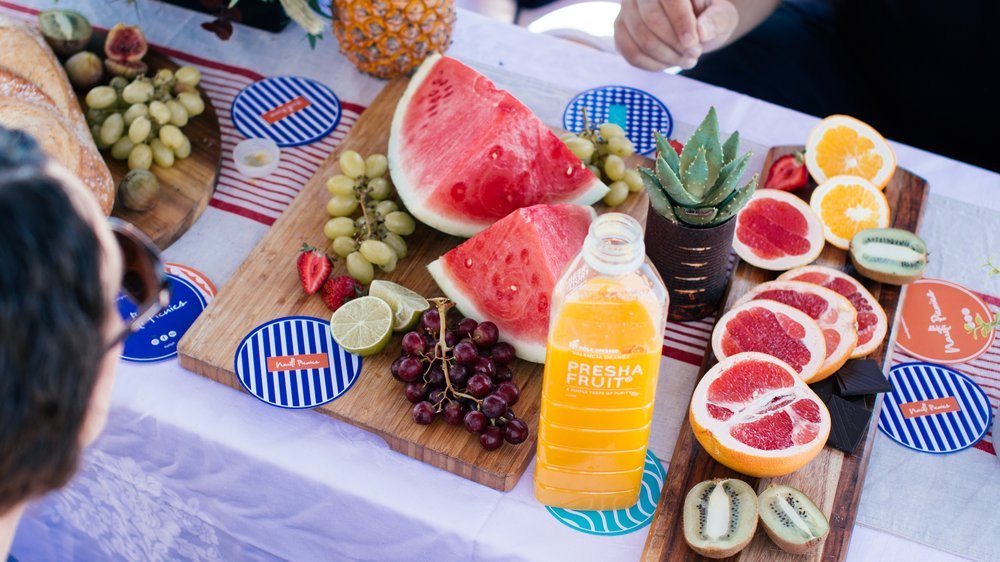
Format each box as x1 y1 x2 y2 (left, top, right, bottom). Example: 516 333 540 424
644 205 736 322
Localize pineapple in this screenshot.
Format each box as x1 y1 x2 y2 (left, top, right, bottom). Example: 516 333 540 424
331 0 456 79
640 107 758 227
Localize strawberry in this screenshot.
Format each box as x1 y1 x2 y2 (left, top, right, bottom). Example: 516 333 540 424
322 275 363 311
297 243 331 295
668 139 684 156
764 152 809 192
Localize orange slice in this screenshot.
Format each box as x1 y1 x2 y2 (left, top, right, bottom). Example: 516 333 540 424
689 352 831 477
735 280 858 383
712 300 827 383
810 175 890 250
805 115 896 189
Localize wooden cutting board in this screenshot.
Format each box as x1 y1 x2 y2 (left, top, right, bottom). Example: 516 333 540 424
80 31 222 250
641 146 928 561
177 76 649 491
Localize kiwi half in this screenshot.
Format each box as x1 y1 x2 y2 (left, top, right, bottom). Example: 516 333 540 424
37 9 93 57
850 227 928 285
683 479 758 559
758 484 829 554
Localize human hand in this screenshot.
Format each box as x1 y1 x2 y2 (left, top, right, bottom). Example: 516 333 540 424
614 0 739 71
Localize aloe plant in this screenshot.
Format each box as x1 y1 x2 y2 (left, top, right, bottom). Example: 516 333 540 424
640 107 757 227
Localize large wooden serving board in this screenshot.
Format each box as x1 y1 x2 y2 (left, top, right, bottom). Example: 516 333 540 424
178 77 649 491
642 146 928 561
81 31 222 250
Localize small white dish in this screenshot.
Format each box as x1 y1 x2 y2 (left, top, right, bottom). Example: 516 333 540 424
233 138 280 178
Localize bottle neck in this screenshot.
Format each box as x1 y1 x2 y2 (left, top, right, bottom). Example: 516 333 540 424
582 213 646 276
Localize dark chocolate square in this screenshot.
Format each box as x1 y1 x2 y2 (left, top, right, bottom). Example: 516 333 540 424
825 395 873 454
809 376 839 403
835 359 892 397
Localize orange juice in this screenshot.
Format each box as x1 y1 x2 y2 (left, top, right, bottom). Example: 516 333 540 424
534 213 667 510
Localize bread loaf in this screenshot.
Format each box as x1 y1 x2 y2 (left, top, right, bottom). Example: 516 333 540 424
0 14 114 214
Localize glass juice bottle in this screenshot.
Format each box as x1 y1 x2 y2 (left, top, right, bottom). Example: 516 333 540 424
534 213 667 510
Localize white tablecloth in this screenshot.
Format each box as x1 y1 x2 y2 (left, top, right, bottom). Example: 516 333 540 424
6 0 999 560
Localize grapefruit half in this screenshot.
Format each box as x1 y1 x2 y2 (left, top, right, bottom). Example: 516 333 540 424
712 300 826 383
690 352 831 477
735 280 858 382
732 189 825 271
778 265 887 357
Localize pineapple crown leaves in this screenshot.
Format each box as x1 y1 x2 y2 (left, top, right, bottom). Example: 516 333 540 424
642 107 757 227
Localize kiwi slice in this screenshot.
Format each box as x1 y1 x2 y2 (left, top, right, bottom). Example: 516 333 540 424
758 484 829 554
850 228 928 285
683 478 758 559
37 9 93 57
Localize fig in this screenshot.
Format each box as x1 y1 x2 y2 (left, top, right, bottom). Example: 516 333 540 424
850 228 928 285
37 9 92 57
105 59 149 80
64 51 103 89
104 23 148 63
758 484 829 554
683 479 758 559
118 169 159 211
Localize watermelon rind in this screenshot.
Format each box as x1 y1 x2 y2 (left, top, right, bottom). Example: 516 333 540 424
427 257 548 364
388 53 609 238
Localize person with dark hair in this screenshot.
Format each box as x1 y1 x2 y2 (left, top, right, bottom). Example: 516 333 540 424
0 126 168 559
614 0 1000 172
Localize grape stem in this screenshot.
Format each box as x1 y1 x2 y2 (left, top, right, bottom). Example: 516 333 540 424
429 297 481 406
358 187 374 240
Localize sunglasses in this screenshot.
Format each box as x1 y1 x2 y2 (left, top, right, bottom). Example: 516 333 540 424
105 218 171 351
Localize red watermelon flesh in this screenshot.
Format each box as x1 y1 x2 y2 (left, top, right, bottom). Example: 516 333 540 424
720 307 812 373
706 358 822 450
427 204 596 363
736 198 812 259
388 54 608 238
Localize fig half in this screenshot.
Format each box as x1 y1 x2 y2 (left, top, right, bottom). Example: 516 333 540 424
850 227 928 285
683 478 758 559
105 23 148 63
38 9 92 57
758 484 829 554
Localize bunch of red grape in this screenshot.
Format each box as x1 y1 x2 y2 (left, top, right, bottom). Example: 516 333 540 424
390 299 529 451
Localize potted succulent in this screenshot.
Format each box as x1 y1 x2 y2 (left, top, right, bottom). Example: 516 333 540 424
640 107 757 321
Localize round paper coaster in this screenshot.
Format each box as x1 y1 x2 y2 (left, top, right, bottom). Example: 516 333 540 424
545 450 665 536
118 274 208 363
896 278 995 364
878 362 992 454
563 86 673 156
165 263 216 299
231 76 341 147
233 316 361 409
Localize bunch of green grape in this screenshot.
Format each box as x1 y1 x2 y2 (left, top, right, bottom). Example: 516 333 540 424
560 122 644 207
324 150 417 285
83 66 205 172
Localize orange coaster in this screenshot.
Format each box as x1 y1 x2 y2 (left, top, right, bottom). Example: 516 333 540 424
896 279 995 364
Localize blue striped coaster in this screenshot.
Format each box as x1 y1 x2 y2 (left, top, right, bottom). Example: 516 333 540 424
545 451 665 536
233 316 361 409
878 362 992 454
231 76 341 147
563 86 673 156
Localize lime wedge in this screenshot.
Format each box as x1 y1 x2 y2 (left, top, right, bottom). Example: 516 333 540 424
368 280 429 332
329 296 393 356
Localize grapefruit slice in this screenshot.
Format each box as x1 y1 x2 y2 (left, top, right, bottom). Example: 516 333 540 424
712 300 826 382
778 265 887 357
690 352 831 477
732 189 824 271
388 54 608 237
427 204 596 363
735 281 858 382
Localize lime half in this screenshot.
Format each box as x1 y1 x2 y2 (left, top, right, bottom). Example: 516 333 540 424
329 296 393 356
368 280 429 332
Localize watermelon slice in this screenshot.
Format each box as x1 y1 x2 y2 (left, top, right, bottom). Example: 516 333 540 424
388 54 608 238
427 204 596 363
